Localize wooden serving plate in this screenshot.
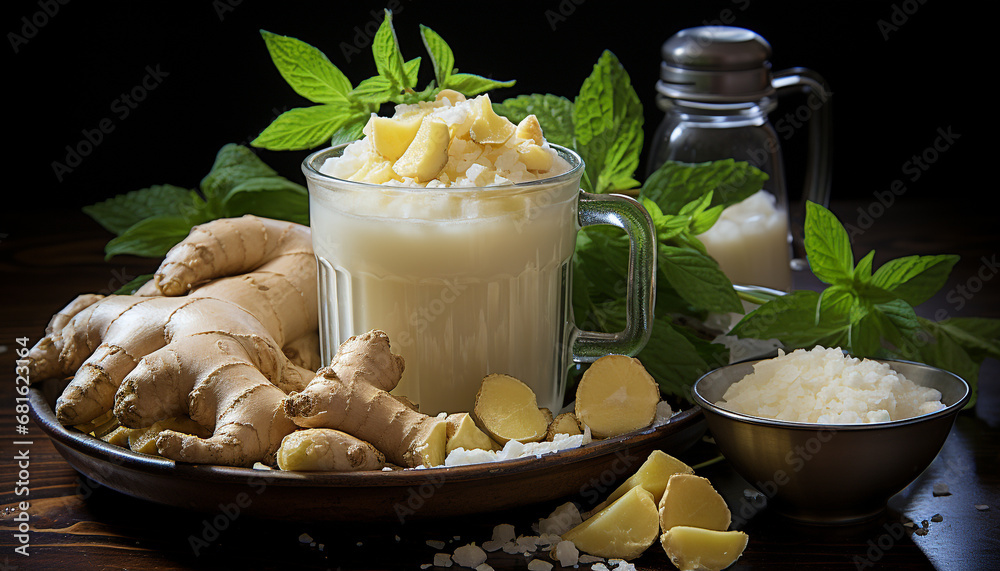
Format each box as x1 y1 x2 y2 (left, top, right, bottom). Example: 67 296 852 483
29 381 705 522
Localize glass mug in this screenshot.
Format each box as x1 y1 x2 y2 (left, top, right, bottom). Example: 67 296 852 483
302 144 656 415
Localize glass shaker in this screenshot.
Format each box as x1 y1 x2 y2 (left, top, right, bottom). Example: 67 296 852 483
646 26 832 291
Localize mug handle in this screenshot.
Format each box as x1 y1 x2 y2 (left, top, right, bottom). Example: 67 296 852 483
572 192 657 362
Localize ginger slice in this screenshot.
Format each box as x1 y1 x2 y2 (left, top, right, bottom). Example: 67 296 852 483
591 450 695 513
473 373 549 444
658 474 732 532
277 428 385 472
392 116 450 182
562 486 659 561
370 113 425 162
574 355 660 439
660 527 748 571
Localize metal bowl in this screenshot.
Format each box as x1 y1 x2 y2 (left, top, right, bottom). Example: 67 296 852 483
692 357 970 524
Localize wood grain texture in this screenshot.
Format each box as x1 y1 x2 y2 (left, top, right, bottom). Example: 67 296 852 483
1 203 997 569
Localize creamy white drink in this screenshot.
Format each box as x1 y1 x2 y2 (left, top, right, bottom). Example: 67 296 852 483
305 91 579 415
697 190 792 291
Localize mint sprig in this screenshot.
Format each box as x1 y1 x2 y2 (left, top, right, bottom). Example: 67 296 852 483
253 11 513 152
731 201 996 407
84 144 308 262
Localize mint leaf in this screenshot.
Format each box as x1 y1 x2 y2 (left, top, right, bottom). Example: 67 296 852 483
659 245 742 313
419 24 454 87
869 254 960 306
83 184 196 235
572 50 643 193
104 216 199 259
252 105 351 151
372 10 408 90
329 114 370 146
641 159 768 215
114 273 154 295
260 30 352 104
731 289 850 348
804 201 854 286
200 144 279 204
443 73 515 97
494 93 574 148
349 75 396 104
221 177 310 226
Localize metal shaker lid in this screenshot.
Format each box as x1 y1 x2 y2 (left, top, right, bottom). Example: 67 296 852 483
657 26 775 103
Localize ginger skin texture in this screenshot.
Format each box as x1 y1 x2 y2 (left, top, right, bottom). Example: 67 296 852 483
283 330 448 468
27 215 318 467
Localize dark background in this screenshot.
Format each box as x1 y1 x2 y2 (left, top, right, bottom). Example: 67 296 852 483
6 0 980 229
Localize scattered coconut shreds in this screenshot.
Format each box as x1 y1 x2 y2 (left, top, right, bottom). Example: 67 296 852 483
453 544 488 568
527 560 553 571
421 565 432 570
578 554 605 564
553 540 580 567
433 552 453 567
298 533 313 544
931 513 943 522
445 428 593 467
252 461 272 470
536 502 583 536
975 504 990 511
427 539 447 549
475 564 495 571
932 482 951 496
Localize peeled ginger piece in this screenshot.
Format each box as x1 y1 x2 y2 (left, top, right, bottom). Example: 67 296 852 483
277 428 385 472
660 527 748 571
561 486 659 561
658 474 732 532
575 354 660 438
474 373 549 444
591 450 695 513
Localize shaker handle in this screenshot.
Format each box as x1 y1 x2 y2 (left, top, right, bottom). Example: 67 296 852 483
773 67 833 265
572 192 657 362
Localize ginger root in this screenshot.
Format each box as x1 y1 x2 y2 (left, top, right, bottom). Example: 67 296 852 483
27 215 317 467
283 330 448 468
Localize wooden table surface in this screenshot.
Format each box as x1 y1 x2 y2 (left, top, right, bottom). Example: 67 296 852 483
1 200 997 570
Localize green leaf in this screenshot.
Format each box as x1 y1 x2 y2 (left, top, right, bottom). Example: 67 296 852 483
443 73 516 97
494 93 575 148
869 254 960 307
925 317 1000 362
419 24 454 87
572 50 643 193
329 113 371 146
200 144 279 203
221 177 309 225
113 273 154 295
83 184 196 235
641 160 768 215
104 216 198 259
403 57 421 89
732 289 850 348
658 245 742 313
804 201 854 285
260 30 352 104
251 105 350 151
349 75 396 104
372 9 408 89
